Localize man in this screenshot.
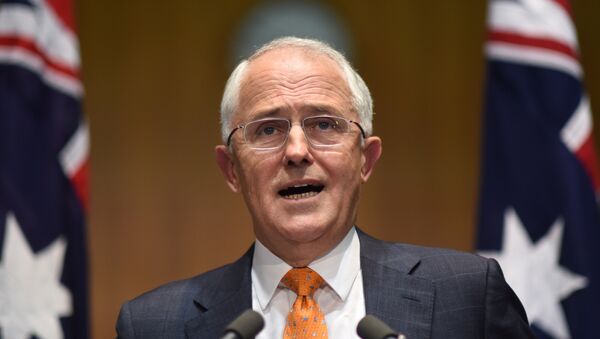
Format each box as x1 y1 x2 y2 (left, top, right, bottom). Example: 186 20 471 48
116 37 533 338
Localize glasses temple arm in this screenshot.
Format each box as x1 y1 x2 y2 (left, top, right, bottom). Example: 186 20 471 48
351 121 367 139
226 126 241 146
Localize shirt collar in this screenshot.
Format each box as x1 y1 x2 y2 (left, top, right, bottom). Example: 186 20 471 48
251 227 361 311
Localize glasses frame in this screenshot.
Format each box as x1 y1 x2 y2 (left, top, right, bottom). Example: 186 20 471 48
226 115 367 150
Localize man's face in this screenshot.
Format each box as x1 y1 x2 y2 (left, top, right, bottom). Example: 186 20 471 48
216 48 381 264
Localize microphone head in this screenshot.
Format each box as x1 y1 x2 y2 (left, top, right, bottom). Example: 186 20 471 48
357 315 399 339
223 309 265 339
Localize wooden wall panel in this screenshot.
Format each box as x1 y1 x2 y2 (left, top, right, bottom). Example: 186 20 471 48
76 1 600 337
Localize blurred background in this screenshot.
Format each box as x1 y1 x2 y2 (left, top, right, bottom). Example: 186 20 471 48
74 1 600 337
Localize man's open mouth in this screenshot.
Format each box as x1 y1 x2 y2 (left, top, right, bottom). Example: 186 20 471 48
278 184 324 200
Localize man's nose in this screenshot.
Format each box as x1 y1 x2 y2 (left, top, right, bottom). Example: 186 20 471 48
283 125 313 166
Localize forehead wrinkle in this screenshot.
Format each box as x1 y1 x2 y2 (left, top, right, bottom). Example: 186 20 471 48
248 103 345 122
248 84 350 107
244 90 353 122
244 73 348 97
239 74 353 118
245 68 345 87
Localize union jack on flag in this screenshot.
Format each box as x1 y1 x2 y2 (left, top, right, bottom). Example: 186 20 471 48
477 0 600 338
0 0 89 338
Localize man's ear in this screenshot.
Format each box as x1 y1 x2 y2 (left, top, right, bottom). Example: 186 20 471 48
360 136 382 183
215 145 240 192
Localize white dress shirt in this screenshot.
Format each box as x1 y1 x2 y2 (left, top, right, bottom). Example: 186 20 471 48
251 227 366 339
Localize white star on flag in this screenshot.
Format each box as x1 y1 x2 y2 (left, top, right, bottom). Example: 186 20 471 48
0 212 72 339
480 207 588 339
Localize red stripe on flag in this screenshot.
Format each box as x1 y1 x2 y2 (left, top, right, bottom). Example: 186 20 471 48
488 30 578 61
47 0 76 33
575 134 600 192
552 0 572 17
70 158 89 212
0 36 79 79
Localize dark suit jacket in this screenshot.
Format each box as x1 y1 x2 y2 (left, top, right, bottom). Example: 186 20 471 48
116 230 534 338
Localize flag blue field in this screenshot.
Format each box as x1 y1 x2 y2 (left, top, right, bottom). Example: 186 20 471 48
477 0 600 338
0 0 89 337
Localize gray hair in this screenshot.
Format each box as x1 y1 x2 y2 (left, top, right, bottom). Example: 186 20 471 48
219 36 374 143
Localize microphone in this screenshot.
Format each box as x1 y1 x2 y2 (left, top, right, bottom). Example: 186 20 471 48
220 309 265 339
357 315 406 339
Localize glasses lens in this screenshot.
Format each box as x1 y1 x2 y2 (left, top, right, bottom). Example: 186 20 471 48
244 119 289 149
303 116 350 146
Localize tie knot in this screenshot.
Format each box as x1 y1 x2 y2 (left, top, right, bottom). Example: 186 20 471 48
281 267 325 297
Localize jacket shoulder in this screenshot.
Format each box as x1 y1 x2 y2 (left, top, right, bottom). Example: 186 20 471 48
359 229 491 279
126 264 229 313
395 242 491 278
116 255 249 337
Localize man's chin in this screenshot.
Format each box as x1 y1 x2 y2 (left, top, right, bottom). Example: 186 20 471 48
278 221 331 244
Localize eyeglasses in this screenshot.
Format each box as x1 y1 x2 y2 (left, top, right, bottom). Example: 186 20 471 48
226 115 366 150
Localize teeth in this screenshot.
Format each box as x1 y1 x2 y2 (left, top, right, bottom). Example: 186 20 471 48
283 191 319 200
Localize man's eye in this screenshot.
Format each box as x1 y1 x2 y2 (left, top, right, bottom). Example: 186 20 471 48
311 118 339 132
256 123 283 137
261 126 276 135
317 121 333 130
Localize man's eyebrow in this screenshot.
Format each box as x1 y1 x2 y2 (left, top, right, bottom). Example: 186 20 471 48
248 108 282 120
247 104 344 121
303 104 343 115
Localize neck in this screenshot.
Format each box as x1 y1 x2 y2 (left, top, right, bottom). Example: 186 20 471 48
255 225 352 268
282 249 322 268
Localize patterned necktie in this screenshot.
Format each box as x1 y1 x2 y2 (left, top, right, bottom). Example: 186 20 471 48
281 267 328 339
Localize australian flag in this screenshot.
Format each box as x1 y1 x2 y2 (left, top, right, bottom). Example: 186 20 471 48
476 0 600 338
0 0 89 338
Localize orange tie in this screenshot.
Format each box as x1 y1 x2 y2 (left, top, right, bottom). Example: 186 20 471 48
281 267 328 339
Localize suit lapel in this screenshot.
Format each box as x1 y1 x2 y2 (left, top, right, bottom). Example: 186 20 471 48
184 247 254 338
182 232 435 338
359 230 435 339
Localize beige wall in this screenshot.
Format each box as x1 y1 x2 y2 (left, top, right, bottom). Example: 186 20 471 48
76 1 600 337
